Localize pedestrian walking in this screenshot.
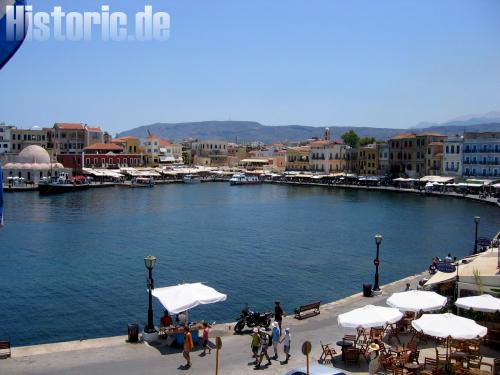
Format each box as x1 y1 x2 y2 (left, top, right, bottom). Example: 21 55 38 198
182 325 194 368
251 328 261 361
254 328 272 369
279 327 291 363
274 301 285 330
202 322 211 355
271 321 281 360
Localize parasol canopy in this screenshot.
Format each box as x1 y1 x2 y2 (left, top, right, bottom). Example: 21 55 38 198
386 290 447 312
338 305 403 328
152 282 227 314
455 294 500 313
411 313 487 339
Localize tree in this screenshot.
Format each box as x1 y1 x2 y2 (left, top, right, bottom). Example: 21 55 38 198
341 130 359 148
359 136 376 147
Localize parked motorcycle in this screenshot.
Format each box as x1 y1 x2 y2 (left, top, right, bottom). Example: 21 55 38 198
234 304 274 333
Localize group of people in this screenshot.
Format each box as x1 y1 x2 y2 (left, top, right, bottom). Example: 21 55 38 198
181 321 211 369
251 301 291 369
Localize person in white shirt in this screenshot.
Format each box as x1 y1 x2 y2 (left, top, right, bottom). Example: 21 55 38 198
280 327 291 363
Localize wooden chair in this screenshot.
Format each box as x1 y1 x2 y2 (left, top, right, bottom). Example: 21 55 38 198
357 327 369 343
344 347 360 366
386 323 401 344
319 341 336 364
343 334 358 347
380 353 396 371
392 368 405 375
370 327 384 342
406 340 418 353
435 348 448 369
420 357 443 375
494 358 500 375
467 356 493 372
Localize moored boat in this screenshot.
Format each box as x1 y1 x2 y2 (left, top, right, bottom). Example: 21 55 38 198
38 173 90 194
183 174 201 184
130 177 155 188
229 173 261 185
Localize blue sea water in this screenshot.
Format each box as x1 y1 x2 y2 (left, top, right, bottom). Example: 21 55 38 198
0 183 499 346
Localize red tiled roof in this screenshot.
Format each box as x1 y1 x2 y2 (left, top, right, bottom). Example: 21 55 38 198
159 139 171 147
114 136 138 141
391 133 416 140
55 123 85 130
418 132 446 137
87 127 102 132
84 143 123 151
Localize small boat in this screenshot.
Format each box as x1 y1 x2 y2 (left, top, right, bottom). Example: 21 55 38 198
229 173 261 185
183 174 201 184
38 173 90 194
130 177 155 188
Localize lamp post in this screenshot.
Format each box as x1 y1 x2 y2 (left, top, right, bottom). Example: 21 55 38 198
373 234 382 294
474 216 480 254
144 255 156 333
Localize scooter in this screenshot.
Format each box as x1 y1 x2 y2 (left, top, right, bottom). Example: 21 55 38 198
234 304 274 333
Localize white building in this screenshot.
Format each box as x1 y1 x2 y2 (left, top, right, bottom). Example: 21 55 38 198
443 135 463 177
463 132 500 178
309 140 347 173
3 145 68 184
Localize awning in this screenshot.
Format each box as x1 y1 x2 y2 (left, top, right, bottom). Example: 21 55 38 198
420 176 454 183
152 282 227 314
424 271 456 287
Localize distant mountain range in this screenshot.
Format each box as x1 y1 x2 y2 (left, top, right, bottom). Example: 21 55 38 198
116 120 500 144
414 111 500 128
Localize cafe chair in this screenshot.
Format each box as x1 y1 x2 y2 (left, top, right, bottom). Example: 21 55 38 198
420 357 443 375
343 334 358 347
467 356 493 372
385 323 401 344
319 341 337 364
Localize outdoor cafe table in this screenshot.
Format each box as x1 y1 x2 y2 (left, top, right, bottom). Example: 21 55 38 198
158 323 203 345
336 340 353 361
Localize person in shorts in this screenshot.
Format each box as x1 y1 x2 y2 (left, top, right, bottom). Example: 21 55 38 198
251 327 260 360
182 325 194 368
202 322 211 355
280 327 291 363
254 328 271 369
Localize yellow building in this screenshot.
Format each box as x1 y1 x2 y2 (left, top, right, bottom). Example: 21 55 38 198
358 144 379 175
286 146 310 171
309 141 347 173
112 136 142 154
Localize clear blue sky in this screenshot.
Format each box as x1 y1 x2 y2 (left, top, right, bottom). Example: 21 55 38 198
1 0 500 135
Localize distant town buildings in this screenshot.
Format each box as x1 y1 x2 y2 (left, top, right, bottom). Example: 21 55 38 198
0 121 498 181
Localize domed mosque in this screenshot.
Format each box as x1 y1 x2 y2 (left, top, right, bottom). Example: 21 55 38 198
3 145 69 184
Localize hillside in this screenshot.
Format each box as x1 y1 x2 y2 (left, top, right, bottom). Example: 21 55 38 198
116 121 500 144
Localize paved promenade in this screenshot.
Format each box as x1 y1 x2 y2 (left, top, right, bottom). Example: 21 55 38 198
1 273 437 375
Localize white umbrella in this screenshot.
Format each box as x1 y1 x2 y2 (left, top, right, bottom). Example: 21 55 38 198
411 313 487 339
386 290 447 312
152 282 227 314
338 305 403 328
456 294 500 313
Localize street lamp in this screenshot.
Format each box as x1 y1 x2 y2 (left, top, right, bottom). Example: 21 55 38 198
373 234 383 294
474 216 480 254
144 255 157 333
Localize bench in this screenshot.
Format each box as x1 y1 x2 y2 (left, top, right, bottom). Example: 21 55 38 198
294 301 321 320
0 340 11 359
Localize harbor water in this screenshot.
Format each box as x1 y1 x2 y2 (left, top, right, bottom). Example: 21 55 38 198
1 183 499 346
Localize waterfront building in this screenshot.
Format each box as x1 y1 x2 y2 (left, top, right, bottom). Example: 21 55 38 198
111 136 142 154
2 145 68 184
193 139 229 167
425 141 444 176
358 144 379 175
0 123 14 153
463 131 500 178
309 140 347 173
389 132 446 178
158 139 183 164
286 146 310 171
53 123 104 156
443 135 463 177
346 146 358 173
143 133 162 166
10 126 52 154
377 143 389 175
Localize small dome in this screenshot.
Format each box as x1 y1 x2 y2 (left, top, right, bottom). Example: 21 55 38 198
17 145 51 164
30 125 42 131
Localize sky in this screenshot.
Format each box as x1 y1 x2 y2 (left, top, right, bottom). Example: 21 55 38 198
1 0 500 135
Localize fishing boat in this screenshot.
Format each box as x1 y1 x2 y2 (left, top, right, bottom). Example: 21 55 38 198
130 177 155 188
183 174 201 184
229 173 261 185
38 173 90 194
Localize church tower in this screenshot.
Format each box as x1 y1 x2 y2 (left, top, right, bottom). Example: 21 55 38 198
324 127 331 141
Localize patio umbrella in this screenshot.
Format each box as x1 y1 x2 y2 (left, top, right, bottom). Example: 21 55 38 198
456 294 500 313
338 305 403 328
386 290 447 312
152 282 227 314
411 313 487 339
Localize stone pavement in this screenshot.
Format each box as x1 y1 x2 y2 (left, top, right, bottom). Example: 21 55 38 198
2 272 497 375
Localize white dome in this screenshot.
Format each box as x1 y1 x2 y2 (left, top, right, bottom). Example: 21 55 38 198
30 125 42 131
17 145 51 164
